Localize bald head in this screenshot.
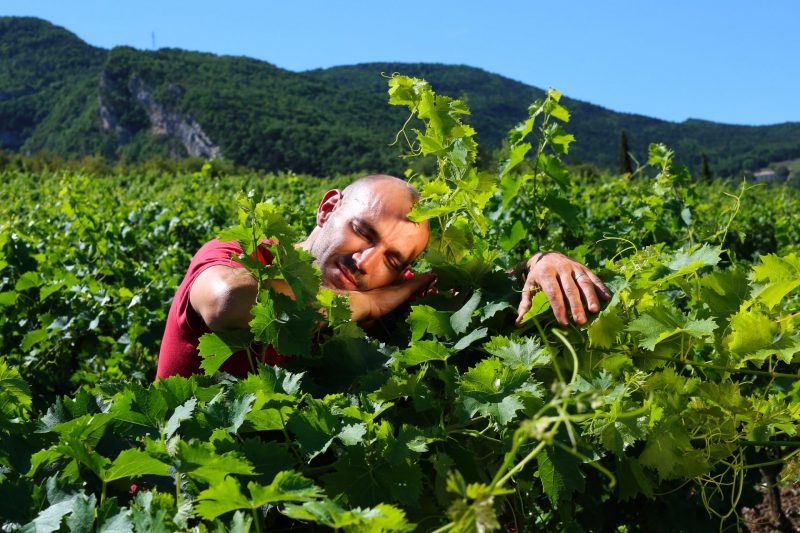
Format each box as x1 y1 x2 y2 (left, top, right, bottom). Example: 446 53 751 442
339 174 420 206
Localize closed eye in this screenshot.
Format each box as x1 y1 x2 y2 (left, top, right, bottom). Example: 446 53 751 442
351 221 369 240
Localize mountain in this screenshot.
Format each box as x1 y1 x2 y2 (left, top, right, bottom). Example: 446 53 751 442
2 17 799 177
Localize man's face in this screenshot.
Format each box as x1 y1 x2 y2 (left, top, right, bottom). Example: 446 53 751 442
309 182 429 291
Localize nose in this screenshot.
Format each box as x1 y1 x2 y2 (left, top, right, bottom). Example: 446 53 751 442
353 246 379 273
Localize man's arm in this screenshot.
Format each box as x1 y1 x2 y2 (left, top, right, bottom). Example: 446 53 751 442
190 265 436 330
190 266 259 331
516 252 611 327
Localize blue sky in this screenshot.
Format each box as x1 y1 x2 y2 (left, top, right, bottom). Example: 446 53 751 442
4 1 798 126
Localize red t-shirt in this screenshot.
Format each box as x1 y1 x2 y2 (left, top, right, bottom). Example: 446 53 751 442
156 239 287 379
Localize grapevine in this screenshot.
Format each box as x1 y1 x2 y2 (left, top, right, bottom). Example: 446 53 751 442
0 75 798 532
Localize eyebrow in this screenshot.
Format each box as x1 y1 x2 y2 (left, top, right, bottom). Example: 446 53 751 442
357 218 413 268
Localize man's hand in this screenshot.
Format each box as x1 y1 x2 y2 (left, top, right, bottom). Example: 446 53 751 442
347 272 436 322
516 252 610 327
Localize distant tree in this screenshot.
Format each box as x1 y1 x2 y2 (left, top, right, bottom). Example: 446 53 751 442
619 130 633 175
701 152 712 181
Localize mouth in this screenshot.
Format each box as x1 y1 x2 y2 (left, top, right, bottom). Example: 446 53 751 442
334 258 359 290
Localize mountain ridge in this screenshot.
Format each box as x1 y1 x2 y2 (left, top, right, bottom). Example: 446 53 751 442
2 16 798 176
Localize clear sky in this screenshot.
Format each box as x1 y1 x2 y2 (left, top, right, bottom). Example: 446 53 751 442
4 0 798 126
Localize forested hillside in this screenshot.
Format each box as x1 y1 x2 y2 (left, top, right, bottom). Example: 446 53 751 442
2 16 800 176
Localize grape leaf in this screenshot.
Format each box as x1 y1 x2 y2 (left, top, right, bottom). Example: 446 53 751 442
536 446 585 502
322 448 423 507
394 341 451 366
175 440 256 486
407 305 454 341
452 327 488 351
198 330 251 376
450 290 482 334
287 400 340 461
663 244 721 278
483 336 552 369
628 305 716 350
101 449 170 482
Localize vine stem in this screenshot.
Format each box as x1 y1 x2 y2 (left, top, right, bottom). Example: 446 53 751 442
634 353 800 380
495 440 548 489
252 507 263 533
741 440 800 448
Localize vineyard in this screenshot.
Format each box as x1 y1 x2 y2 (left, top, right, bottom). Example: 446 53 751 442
1 76 799 532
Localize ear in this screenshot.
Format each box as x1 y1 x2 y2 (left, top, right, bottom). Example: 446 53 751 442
316 189 342 227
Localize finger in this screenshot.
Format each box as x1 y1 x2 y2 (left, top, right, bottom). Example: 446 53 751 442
586 270 612 300
558 271 586 325
539 273 568 326
575 271 601 314
392 271 436 299
515 279 536 326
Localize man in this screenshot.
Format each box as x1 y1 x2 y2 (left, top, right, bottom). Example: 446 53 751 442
157 174 609 379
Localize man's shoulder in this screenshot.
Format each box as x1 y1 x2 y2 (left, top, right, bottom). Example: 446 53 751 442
192 239 275 267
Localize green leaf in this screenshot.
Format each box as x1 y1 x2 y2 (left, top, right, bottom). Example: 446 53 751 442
394 341 451 366
588 306 626 349
406 305 454 341
101 449 170 482
338 423 368 446
176 440 255 486
628 305 715 350
240 439 297 483
65 493 95 533
482 301 513 320
452 327 488 351
130 491 171 533
483 336 551 369
385 426 429 465
217 225 252 244
15 271 42 291
286 400 339 461
247 471 322 505
751 253 800 308
251 292 319 356
20 328 49 351
450 290 482 334
722 310 800 365
322 448 423 507
202 391 256 433
163 397 197 440
499 220 526 252
195 476 252 521
283 499 414 531
0 358 32 420
617 457 654 501
536 446 585 502
276 245 320 305
457 357 541 426
549 102 570 122
638 427 688 481
499 142 531 178
663 244 721 278
0 291 18 307
21 477 85 533
198 330 251 376
519 291 551 323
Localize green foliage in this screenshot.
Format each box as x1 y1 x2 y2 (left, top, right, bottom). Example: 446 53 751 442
0 72 799 532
